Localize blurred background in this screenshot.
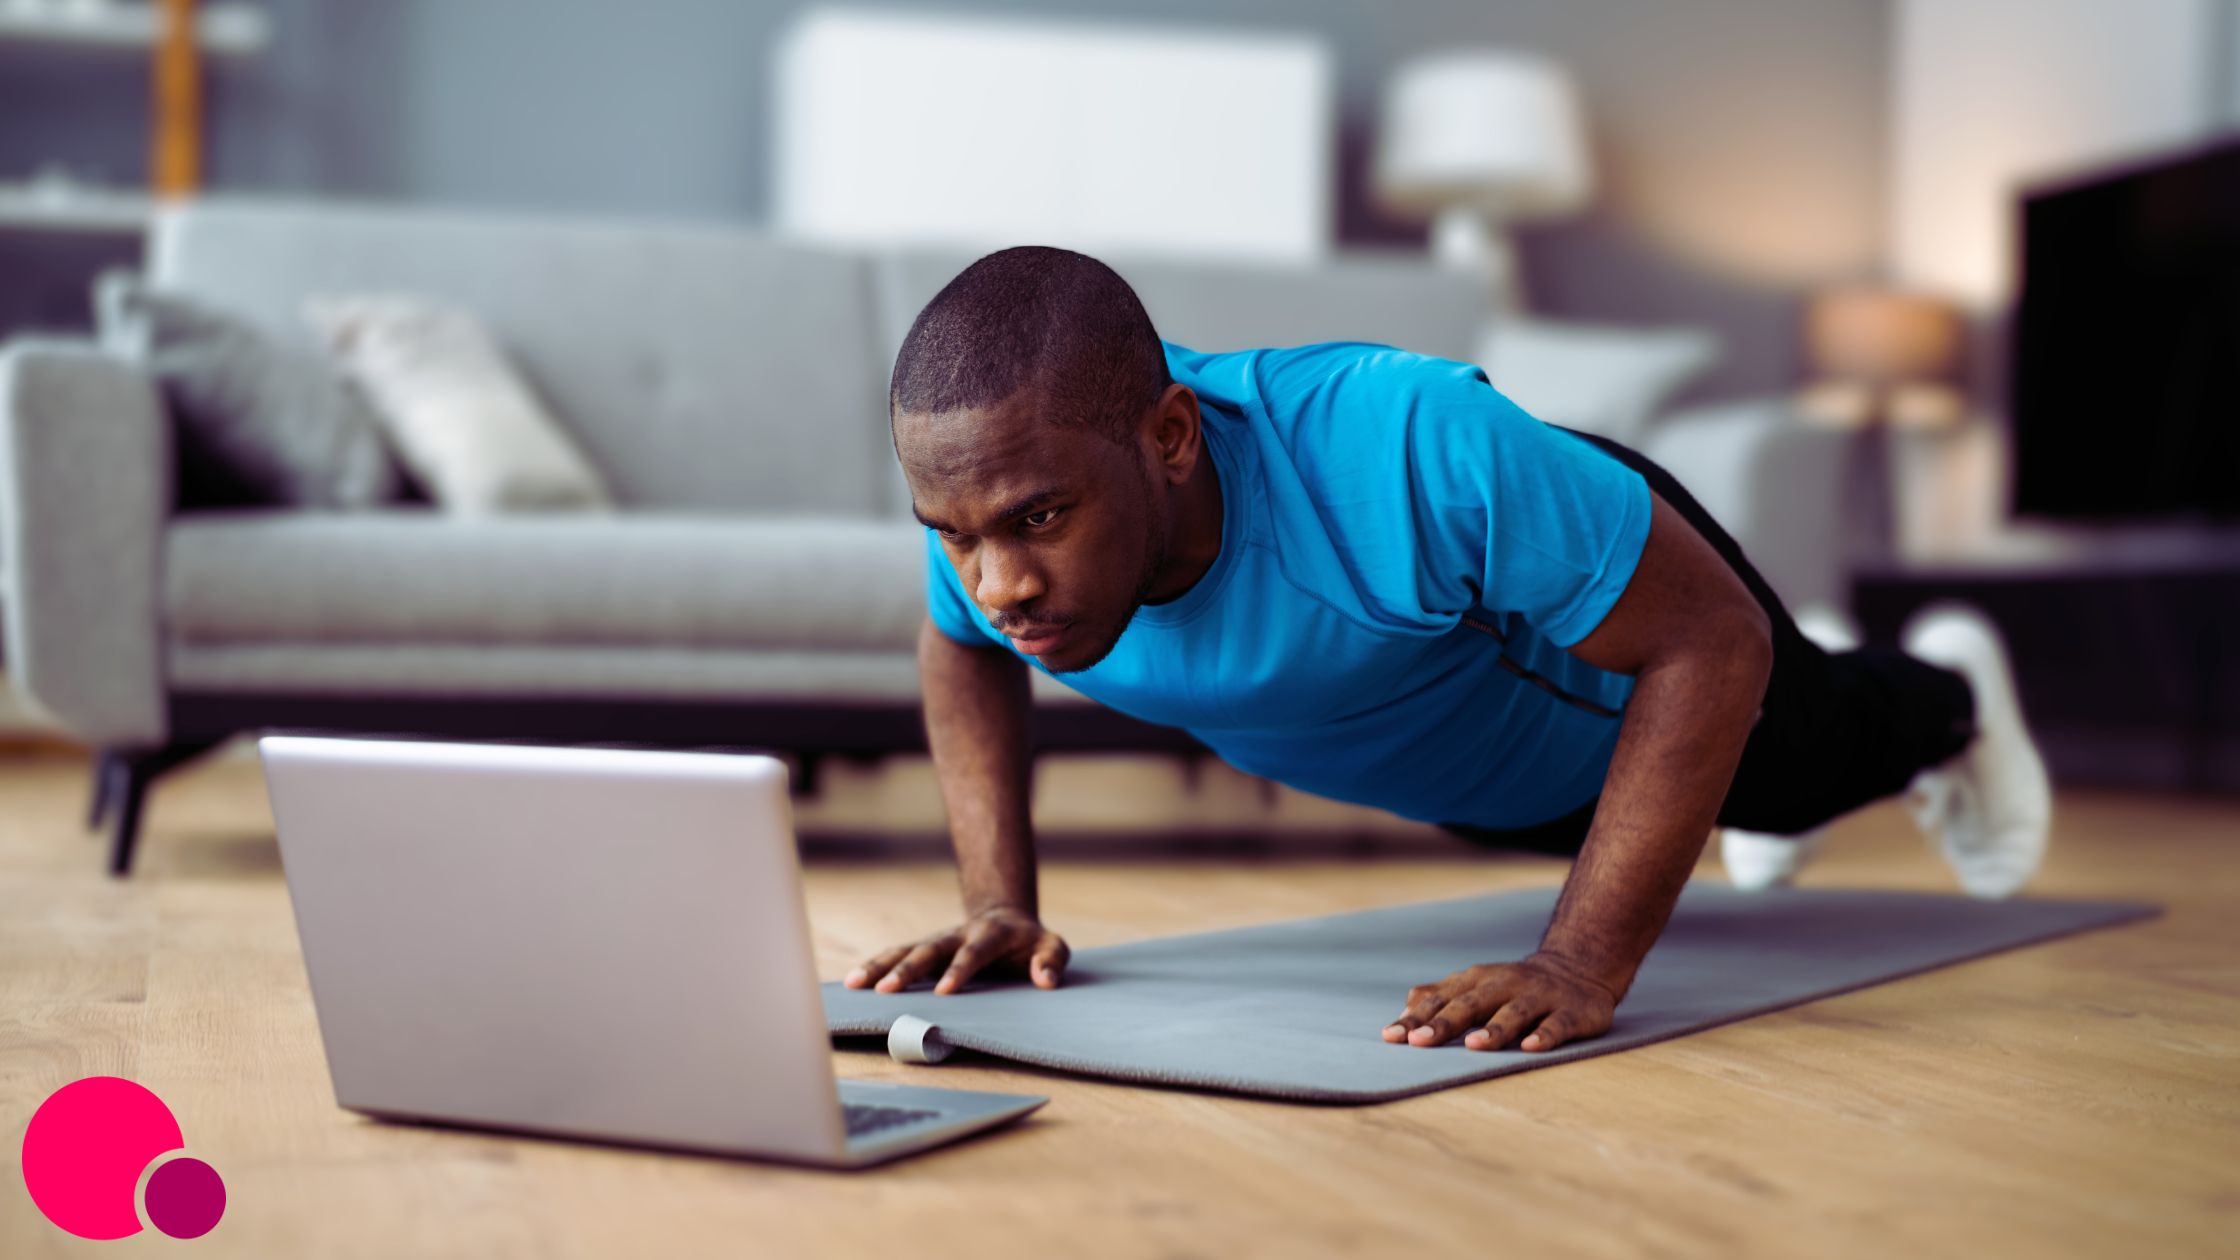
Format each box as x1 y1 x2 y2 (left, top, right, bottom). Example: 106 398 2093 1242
1 0 2235 874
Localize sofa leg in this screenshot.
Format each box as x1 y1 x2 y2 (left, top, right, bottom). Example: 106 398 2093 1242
87 750 124 831
104 737 232 878
107 766 152 877
788 753 823 798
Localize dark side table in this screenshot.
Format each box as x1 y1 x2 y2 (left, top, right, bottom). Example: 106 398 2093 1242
1852 551 2240 795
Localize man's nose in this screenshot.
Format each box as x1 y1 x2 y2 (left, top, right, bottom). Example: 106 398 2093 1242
975 547 1047 616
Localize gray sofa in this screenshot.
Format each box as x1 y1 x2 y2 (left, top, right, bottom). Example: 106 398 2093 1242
2 198 1852 875
0 198 1507 873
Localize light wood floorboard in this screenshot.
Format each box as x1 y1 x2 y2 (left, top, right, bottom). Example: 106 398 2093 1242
1 751 2233 1258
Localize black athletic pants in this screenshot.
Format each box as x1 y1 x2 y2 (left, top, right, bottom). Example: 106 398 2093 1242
1437 429 1978 857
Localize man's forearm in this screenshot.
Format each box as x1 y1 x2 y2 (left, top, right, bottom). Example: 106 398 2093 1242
918 618 1041 917
1537 618 1773 1001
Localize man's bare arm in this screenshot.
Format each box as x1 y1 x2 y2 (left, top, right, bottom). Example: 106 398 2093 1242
1534 490 1773 1003
843 618 1070 994
1387 489 1772 1051
919 615 1039 917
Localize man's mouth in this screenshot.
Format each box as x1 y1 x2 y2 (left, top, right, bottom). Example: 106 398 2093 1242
1003 623 1071 655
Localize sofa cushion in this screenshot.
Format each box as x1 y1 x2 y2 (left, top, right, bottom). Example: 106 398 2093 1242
162 641 1096 708
150 200 892 515
874 249 1488 367
303 294 616 514
165 642 927 702
93 273 404 510
163 510 929 651
1476 317 1718 446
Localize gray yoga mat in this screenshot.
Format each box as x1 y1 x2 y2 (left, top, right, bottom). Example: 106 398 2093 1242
824 883 2158 1103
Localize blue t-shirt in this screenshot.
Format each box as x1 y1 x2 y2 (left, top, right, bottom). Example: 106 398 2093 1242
923 341 1653 829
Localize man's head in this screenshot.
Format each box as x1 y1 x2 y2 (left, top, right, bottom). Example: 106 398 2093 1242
890 246 1208 673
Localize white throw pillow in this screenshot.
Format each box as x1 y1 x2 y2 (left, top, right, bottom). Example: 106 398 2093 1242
1475 318 1720 447
302 295 614 514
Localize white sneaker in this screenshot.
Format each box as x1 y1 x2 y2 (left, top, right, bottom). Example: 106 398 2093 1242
1900 603 2053 899
1717 603 1861 891
1720 826 1828 890
1792 601 1864 653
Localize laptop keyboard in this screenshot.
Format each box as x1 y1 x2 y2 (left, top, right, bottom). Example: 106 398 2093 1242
843 1103 943 1139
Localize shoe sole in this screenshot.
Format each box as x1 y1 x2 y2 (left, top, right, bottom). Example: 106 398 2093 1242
1902 605 2052 898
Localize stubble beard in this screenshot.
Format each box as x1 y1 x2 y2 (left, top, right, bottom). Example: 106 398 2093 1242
1049 465 1169 675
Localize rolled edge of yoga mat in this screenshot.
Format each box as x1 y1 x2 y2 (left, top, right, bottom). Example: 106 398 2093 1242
824 886 2163 1104
886 1014 953 1064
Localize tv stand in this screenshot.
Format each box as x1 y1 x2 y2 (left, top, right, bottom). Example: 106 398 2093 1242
1853 544 2240 795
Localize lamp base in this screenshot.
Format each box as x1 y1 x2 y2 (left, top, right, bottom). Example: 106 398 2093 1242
1429 206 1525 312
1796 381 1966 431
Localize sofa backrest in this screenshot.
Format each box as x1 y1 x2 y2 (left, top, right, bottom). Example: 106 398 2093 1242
149 199 1493 520
150 199 893 515
872 248 1489 377
871 247 1487 515
869 247 1487 513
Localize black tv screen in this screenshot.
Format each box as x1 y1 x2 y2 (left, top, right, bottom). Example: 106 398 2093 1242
2011 138 2240 520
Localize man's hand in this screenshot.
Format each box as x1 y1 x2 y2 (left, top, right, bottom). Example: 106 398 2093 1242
842 905 1070 996
1390 487 1769 1053
1382 951 1619 1052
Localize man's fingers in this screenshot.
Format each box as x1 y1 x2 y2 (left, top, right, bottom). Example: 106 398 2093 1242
875 941 950 993
1383 983 1452 1043
1029 934 1070 989
1522 1009 1602 1052
1520 1012 1571 1052
1385 982 1463 1042
1464 998 1549 1052
1408 994 1496 1048
937 917 1027 994
845 944 915 989
934 936 989 995
1378 959 1618 1050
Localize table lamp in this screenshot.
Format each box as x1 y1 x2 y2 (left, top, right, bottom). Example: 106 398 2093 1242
1798 285 1966 429
1373 50 1593 311
1797 285 1968 565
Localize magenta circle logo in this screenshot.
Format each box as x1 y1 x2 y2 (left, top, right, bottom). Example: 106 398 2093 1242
20 1077 226 1240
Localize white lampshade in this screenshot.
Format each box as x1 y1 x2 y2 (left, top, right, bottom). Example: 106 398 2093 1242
1374 51 1593 222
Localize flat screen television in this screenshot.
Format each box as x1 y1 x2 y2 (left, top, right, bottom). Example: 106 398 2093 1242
2010 138 2240 520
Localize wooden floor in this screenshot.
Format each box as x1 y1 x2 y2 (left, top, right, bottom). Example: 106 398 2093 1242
1 748 2234 1259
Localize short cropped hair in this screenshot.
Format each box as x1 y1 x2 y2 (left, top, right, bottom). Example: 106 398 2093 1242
889 246 1170 447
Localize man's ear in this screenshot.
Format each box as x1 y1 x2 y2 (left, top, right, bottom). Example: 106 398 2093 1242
1144 383 1203 484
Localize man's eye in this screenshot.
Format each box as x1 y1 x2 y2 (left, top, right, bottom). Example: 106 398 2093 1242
1023 508 1061 528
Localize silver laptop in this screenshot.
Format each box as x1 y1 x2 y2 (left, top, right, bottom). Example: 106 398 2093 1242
257 734 1045 1169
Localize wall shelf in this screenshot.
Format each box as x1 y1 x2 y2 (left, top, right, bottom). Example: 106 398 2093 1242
0 182 152 233
0 2 268 56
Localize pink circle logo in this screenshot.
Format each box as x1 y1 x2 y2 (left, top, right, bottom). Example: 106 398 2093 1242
19 1077 226 1240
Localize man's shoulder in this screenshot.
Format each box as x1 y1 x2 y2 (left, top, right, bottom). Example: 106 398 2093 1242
1164 337 1471 387
1165 339 1494 435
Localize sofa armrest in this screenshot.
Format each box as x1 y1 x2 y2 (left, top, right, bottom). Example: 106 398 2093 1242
0 338 172 746
1638 399 1853 615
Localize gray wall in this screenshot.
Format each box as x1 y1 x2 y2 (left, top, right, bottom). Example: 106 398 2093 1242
2 0 1893 402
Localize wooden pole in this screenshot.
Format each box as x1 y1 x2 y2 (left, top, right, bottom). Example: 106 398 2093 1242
153 0 201 198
